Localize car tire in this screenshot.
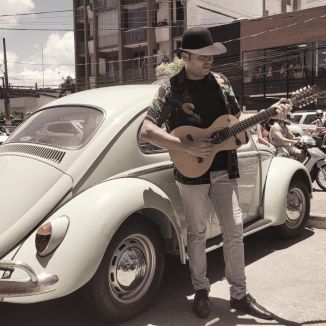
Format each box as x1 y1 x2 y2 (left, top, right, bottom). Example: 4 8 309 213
83 217 165 324
316 163 326 191
276 179 310 239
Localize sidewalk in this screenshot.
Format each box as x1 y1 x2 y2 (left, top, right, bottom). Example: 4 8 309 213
309 183 326 229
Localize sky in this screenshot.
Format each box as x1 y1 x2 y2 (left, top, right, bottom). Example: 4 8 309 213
0 0 74 88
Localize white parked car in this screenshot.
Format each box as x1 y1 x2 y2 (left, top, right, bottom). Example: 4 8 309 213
290 110 326 135
0 127 9 145
0 85 312 323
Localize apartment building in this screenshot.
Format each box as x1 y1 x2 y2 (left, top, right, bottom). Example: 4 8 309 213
73 0 187 90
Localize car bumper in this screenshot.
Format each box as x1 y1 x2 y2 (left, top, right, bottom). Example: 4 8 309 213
0 260 58 298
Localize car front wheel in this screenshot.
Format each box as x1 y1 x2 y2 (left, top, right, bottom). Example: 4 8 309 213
276 179 310 239
83 217 165 324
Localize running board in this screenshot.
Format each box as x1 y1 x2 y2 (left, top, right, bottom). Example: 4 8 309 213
204 218 274 254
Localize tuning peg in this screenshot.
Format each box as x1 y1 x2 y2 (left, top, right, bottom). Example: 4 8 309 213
307 85 311 88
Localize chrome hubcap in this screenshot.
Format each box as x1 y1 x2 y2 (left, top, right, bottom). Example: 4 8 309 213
108 234 156 304
286 187 306 228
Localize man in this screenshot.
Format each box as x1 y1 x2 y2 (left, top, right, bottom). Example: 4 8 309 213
140 27 290 320
311 109 326 147
269 115 303 160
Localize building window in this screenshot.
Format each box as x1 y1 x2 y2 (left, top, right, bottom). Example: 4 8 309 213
286 0 291 6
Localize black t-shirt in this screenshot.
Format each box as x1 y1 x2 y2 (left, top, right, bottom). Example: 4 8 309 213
186 77 228 171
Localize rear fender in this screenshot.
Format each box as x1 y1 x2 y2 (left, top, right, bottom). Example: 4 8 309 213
7 178 184 303
263 157 312 225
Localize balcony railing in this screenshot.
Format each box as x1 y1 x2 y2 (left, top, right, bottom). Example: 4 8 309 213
172 21 184 37
125 68 148 82
122 0 146 6
124 28 147 45
98 35 119 48
95 0 118 11
98 72 120 85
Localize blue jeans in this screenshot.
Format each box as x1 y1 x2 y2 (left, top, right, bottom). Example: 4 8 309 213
177 170 246 299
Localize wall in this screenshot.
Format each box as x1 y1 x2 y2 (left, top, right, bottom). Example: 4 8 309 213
0 95 55 115
241 5 326 52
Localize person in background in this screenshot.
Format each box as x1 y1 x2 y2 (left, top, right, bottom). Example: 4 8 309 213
269 116 303 160
257 120 276 152
311 109 326 147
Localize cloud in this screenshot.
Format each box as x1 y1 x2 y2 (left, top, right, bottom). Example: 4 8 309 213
0 0 35 25
7 32 75 87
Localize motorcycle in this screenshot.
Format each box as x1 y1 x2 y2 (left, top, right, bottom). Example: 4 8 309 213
296 135 326 191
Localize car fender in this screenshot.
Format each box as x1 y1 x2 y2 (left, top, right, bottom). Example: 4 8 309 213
263 157 312 225
7 177 183 303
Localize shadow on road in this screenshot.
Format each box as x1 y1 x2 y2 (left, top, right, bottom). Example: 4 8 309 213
0 228 320 326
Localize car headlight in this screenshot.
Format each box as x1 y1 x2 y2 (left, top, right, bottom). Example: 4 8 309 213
35 216 70 257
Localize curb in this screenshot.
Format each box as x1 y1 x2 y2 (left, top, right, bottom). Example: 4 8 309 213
308 214 326 229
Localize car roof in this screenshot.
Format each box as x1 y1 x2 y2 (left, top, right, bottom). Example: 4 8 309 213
40 84 160 116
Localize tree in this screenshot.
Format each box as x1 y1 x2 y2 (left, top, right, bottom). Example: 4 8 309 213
59 76 76 97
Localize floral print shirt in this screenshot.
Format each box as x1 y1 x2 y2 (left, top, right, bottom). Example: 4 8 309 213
145 67 242 184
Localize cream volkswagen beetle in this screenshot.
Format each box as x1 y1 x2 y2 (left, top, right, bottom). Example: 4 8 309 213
0 85 312 323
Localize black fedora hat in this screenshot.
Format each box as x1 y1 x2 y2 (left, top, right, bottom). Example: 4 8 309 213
179 27 227 56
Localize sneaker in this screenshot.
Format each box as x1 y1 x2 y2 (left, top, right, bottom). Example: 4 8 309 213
193 289 209 318
230 293 273 320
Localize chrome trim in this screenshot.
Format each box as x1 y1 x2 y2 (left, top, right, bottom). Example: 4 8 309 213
0 261 58 298
128 163 173 177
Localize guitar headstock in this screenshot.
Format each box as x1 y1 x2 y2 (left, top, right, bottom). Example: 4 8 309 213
290 84 321 108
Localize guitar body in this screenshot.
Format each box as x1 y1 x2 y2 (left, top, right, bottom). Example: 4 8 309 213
169 114 247 178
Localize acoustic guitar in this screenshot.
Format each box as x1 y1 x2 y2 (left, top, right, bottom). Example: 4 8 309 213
169 85 321 178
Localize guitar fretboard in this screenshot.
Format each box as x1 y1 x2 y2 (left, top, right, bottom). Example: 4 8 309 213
212 102 288 144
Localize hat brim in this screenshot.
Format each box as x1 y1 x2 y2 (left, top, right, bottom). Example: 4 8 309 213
180 42 227 55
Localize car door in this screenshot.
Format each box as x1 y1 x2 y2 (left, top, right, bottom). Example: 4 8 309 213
136 113 211 246
209 133 264 238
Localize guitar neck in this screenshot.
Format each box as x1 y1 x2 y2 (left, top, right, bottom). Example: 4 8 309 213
228 101 290 136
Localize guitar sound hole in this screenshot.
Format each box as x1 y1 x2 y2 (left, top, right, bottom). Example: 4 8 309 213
185 134 203 163
186 134 194 141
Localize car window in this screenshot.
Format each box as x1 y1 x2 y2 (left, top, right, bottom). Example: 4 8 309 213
303 114 317 124
291 114 302 124
138 121 168 154
7 106 103 149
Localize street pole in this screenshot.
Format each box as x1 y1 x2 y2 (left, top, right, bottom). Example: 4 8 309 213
42 46 44 89
2 38 10 125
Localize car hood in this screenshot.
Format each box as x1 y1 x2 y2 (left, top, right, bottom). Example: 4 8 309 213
0 155 73 258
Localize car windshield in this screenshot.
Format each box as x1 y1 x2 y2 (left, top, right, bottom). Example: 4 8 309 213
291 115 302 124
7 106 103 149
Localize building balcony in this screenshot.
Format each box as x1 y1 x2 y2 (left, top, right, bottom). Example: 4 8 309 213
172 21 184 37
98 72 120 85
95 0 118 11
76 6 85 22
98 34 119 49
125 66 148 82
78 42 86 56
124 28 147 46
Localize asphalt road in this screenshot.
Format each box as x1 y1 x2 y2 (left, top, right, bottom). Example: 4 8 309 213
1 227 326 326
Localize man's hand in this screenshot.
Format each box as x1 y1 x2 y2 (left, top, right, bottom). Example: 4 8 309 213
273 98 292 120
182 138 213 158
